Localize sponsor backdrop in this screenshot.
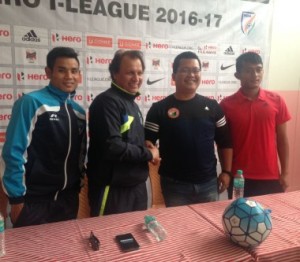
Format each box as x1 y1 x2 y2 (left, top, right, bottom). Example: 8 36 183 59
0 0 273 150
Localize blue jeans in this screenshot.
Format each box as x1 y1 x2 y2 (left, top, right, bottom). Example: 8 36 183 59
160 176 218 207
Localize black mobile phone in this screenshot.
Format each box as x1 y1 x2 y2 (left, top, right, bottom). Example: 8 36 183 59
115 233 140 252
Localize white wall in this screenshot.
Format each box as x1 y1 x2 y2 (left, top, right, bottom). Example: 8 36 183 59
269 0 300 90
269 0 300 191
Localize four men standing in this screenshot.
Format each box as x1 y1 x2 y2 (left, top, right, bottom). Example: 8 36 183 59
0 48 291 226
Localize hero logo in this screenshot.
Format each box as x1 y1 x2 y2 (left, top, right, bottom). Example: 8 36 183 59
86 93 95 102
0 93 13 100
17 72 25 81
0 30 9 37
198 45 217 55
150 95 166 102
86 56 112 65
146 41 169 49
0 73 12 80
52 33 82 43
17 72 47 81
0 114 11 121
201 79 216 85
73 94 83 101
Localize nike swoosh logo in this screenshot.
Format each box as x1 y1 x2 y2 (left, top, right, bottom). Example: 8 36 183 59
220 64 235 70
147 77 164 85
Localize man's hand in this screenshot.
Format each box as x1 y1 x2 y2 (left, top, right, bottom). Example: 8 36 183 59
145 140 161 165
279 172 289 191
218 172 231 193
10 203 24 225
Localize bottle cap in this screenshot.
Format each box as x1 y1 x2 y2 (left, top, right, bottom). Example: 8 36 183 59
237 170 243 175
144 215 156 224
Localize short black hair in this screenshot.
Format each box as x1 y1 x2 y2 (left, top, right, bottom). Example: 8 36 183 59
236 52 263 73
172 51 201 74
109 49 145 81
46 47 79 70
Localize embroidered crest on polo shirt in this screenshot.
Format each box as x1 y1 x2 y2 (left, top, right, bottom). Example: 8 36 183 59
167 108 180 119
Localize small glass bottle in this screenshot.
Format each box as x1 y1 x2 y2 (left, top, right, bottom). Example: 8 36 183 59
0 212 5 257
233 169 245 199
144 215 167 242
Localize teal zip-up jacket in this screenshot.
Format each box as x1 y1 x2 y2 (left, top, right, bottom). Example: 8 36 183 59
0 84 87 204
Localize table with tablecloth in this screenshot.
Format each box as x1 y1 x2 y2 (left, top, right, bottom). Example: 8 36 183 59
2 191 300 261
189 191 300 261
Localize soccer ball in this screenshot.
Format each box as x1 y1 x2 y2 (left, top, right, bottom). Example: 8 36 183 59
222 198 272 248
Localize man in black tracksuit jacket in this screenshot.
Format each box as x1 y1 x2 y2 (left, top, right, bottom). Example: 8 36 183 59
87 50 160 216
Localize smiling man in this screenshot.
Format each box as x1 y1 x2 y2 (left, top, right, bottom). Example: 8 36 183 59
87 50 160 216
145 51 232 207
0 47 87 227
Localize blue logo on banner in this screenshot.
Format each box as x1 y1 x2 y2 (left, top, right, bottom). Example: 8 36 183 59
241 12 256 35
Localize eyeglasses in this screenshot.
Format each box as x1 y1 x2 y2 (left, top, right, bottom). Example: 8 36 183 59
177 67 201 75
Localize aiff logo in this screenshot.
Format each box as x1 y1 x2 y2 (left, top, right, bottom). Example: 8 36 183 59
241 12 256 35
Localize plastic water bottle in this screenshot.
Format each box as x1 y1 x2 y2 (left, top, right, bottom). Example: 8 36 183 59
0 213 5 257
144 215 167 242
233 169 245 199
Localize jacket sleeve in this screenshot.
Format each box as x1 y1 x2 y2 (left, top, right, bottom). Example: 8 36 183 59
1 95 38 204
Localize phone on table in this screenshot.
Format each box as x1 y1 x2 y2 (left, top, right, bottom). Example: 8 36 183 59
115 233 140 252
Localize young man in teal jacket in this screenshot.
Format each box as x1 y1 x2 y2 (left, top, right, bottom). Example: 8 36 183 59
1 47 87 227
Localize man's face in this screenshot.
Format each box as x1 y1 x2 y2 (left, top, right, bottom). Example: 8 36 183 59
235 62 264 90
45 57 81 93
172 58 201 96
113 56 144 94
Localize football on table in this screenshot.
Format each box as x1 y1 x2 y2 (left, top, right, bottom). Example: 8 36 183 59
222 198 272 248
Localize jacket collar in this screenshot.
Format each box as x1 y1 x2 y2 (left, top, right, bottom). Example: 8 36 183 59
111 81 140 100
46 83 76 101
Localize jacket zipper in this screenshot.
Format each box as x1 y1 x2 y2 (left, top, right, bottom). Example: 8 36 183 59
54 96 72 201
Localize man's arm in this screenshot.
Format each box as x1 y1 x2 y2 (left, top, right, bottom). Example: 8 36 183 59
217 148 233 193
214 101 233 193
2 96 34 204
276 122 289 191
145 140 160 165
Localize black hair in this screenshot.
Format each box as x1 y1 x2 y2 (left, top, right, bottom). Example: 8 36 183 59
46 47 79 70
109 49 145 81
236 52 263 73
172 51 201 74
